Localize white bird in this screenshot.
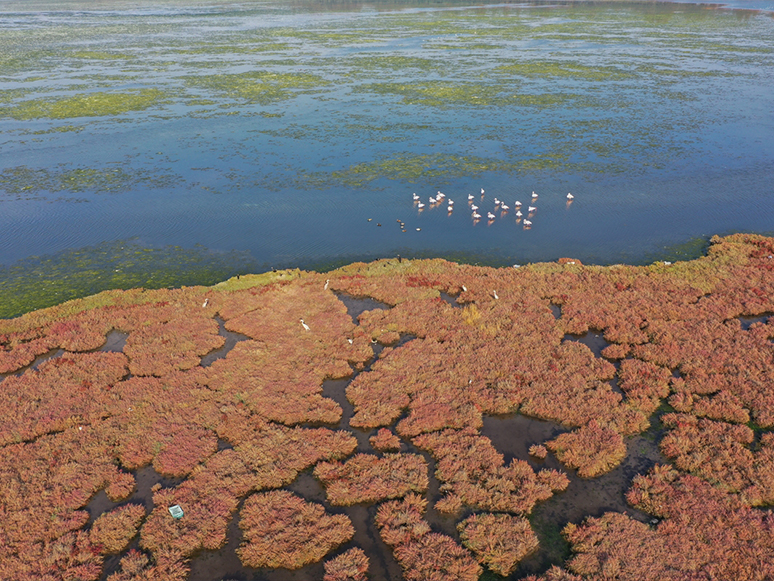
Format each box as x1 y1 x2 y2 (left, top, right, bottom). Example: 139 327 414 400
447 204 453 212
347 338 353 344
429 196 436 204
468 193 474 201
462 285 468 292
480 188 485 195
494 198 500 205
515 210 523 217
487 212 496 220
202 298 209 308
532 191 538 199
412 193 420 201
493 290 499 299
567 192 574 200
300 319 310 331
528 206 537 212
324 279 329 290
514 200 522 207
417 202 425 209
472 212 482 219
436 191 445 199
470 204 478 211
501 204 509 210
523 219 532 226
447 199 454 206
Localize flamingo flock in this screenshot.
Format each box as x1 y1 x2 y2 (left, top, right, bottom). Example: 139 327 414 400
409 188 575 230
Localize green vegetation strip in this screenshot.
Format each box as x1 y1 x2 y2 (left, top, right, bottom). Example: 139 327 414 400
0 240 256 319
1 89 168 120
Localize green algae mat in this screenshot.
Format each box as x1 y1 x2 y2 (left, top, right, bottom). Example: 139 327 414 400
1 233 773 580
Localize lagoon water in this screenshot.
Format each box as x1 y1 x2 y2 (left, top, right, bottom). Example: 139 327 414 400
1 0 773 312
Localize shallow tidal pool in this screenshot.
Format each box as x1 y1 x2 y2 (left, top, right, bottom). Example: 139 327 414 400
1 0 773 316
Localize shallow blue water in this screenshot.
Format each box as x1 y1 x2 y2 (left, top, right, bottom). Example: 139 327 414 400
1 0 773 276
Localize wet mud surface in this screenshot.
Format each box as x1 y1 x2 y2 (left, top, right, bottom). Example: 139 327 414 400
482 412 668 578
200 315 250 367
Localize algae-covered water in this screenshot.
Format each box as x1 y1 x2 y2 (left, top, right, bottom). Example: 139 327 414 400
2 0 774 316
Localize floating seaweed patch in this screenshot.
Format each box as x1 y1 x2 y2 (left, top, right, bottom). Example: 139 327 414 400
1 89 169 120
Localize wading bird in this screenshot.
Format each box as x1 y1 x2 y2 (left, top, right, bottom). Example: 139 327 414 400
300 319 310 331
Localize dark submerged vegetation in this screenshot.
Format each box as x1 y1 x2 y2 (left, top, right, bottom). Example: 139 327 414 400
0 233 773 579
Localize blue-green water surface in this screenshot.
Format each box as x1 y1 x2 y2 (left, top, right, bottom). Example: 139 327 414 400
1 0 773 315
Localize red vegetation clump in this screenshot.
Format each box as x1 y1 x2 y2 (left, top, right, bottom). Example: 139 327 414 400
124 317 224 376
458 513 539 575
237 490 353 569
106 549 189 581
369 428 401 451
546 421 627 478
617 358 671 414
691 390 751 424
561 465 774 580
414 428 568 514
323 547 369 581
2 234 774 580
529 444 548 459
376 493 481 581
659 414 774 504
0 424 135 579
0 351 128 446
314 452 428 505
89 504 146 554
139 423 356 559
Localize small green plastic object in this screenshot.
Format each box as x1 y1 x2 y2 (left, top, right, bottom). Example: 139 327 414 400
168 504 184 519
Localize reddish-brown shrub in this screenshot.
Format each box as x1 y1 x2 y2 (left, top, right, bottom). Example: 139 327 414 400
458 513 539 575
376 494 480 581
659 414 774 505
237 490 353 569
546 421 627 477
561 465 774 580
370 428 401 451
323 547 369 581
314 453 428 505
89 504 146 554
414 428 568 514
529 444 548 459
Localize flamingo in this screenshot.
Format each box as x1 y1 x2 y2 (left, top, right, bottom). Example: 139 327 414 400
567 192 574 200
300 319 310 331
429 196 436 204
493 290 499 299
528 206 537 213
480 188 485 195
412 193 420 201
514 200 522 207
472 212 482 219
487 212 496 220
523 219 532 226
202 298 209 308
468 193 475 201
324 279 329 290
448 199 454 206
417 202 425 209
501 204 509 210
515 210 523 217
531 191 538 199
